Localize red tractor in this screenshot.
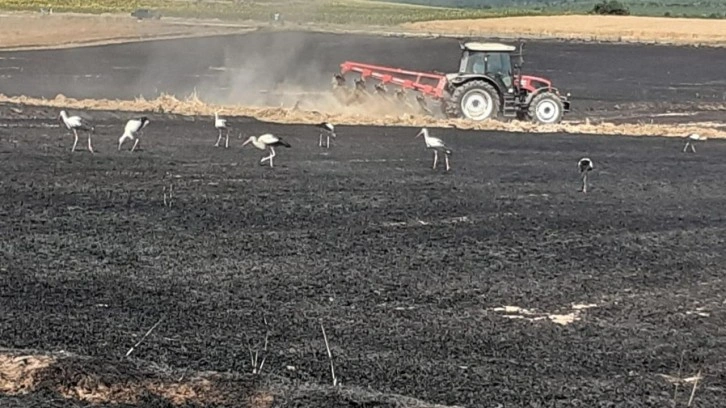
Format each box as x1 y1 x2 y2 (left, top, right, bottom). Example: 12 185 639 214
335 41 571 124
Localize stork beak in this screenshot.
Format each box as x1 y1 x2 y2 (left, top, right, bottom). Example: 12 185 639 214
415 130 423 138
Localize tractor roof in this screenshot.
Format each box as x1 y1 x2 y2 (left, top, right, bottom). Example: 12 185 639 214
462 42 517 52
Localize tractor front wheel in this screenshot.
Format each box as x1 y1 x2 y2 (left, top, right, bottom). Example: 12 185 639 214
528 92 565 124
447 80 500 121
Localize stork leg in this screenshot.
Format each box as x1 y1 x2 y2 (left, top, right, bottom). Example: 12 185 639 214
119 134 132 150
131 138 140 152
215 129 223 147
683 141 689 152
326 135 330 149
691 143 696 153
269 147 276 168
225 129 229 149
87 133 94 154
432 150 438 169
319 133 323 147
445 153 450 172
582 173 588 194
71 129 79 152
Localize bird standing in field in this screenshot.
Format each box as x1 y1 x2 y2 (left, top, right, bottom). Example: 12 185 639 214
59 110 95 153
316 122 336 149
682 133 706 153
242 133 291 168
415 127 452 171
578 157 593 193
214 110 229 148
118 117 150 152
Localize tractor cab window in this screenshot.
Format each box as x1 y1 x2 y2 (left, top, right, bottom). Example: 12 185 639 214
462 50 513 88
486 52 513 88
464 52 487 74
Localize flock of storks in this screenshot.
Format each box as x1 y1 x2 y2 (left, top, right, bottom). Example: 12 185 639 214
57 109 707 194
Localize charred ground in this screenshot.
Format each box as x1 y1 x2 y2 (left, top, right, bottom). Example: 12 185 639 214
1 103 725 407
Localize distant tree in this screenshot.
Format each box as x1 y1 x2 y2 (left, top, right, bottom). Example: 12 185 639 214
591 0 631 15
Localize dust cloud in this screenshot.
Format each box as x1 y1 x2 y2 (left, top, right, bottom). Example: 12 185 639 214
111 28 428 119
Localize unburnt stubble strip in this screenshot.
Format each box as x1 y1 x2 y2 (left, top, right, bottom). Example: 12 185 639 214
2 93 725 139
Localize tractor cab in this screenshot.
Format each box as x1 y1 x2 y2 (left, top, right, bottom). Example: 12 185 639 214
458 42 517 91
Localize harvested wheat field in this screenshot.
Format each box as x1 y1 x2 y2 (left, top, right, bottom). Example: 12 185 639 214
403 15 726 46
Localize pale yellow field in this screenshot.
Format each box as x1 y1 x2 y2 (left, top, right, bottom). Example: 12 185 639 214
403 15 726 46
0 12 253 50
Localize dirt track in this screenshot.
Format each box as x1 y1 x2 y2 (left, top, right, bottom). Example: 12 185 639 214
0 12 254 51
1 103 725 407
1 31 726 124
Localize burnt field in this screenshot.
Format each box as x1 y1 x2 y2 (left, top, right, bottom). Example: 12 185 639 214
1 31 726 123
1 104 726 407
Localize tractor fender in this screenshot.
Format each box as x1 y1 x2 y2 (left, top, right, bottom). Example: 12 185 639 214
447 75 505 97
523 86 565 107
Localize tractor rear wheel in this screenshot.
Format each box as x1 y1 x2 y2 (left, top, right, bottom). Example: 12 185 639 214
447 80 500 121
528 92 565 124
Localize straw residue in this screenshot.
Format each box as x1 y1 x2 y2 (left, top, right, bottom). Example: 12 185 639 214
1 92 725 139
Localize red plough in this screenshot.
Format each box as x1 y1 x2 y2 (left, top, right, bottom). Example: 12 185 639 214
340 61 448 99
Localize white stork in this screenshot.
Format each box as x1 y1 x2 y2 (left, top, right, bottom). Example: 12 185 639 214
316 122 336 149
242 133 291 168
59 110 95 153
214 111 229 148
415 127 452 171
578 157 593 193
118 116 150 152
682 133 706 153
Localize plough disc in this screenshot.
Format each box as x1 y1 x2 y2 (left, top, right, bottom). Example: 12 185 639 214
331 72 442 117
